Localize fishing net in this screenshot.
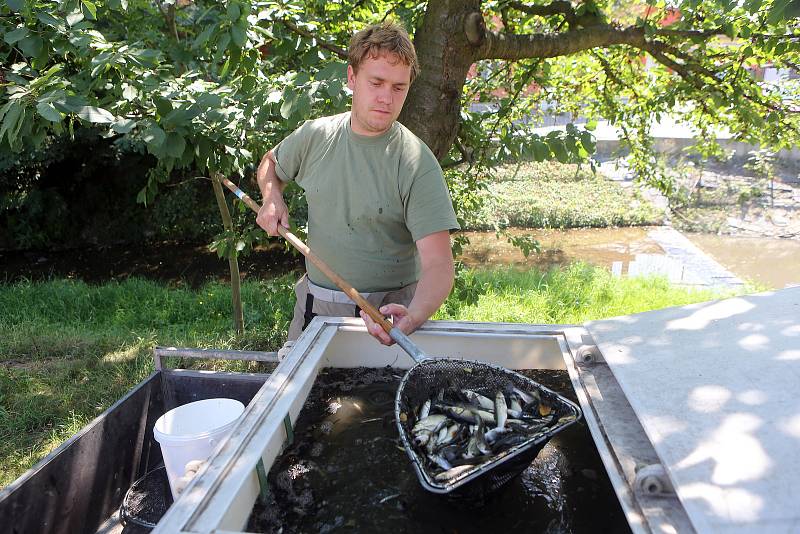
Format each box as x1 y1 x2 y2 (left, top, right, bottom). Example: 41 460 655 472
120 465 173 530
394 358 581 503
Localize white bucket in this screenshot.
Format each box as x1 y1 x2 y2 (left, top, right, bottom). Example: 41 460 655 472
153 398 245 499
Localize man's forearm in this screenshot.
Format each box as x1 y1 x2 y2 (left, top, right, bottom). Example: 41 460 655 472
256 151 286 200
405 231 455 331
407 258 454 330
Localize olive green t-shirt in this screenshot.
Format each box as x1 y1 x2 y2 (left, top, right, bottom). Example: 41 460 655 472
272 112 459 292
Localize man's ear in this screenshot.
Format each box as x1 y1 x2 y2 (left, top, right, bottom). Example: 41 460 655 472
347 65 355 90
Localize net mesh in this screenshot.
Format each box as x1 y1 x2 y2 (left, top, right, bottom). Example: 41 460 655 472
395 358 581 502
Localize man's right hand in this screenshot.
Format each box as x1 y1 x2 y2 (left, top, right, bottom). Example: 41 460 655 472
256 195 290 236
255 150 291 236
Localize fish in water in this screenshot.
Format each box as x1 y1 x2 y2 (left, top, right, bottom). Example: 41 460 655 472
405 384 575 485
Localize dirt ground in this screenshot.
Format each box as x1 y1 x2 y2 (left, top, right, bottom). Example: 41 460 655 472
0 241 302 287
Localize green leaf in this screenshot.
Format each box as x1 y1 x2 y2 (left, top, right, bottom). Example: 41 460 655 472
18 36 44 58
122 85 138 101
53 95 88 113
315 62 347 81
153 96 173 117
66 11 85 26
165 131 186 158
82 0 97 19
77 106 114 123
6 0 24 12
142 124 166 145
549 138 568 163
193 24 215 49
111 118 137 133
227 1 241 21
280 90 297 119
5 27 29 45
230 25 246 48
0 103 22 144
530 139 549 162
585 119 597 131
37 11 64 29
36 102 63 122
579 130 595 153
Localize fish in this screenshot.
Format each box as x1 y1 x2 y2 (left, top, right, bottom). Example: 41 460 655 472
462 389 495 411
419 399 431 419
465 417 490 457
494 391 508 429
484 426 512 443
429 454 453 471
435 403 496 426
412 414 447 434
434 464 473 482
410 385 572 482
412 415 448 446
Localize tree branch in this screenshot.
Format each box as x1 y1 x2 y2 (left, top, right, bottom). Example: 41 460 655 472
475 24 646 60
280 19 348 59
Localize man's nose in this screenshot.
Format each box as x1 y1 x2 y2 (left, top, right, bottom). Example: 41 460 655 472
377 87 392 104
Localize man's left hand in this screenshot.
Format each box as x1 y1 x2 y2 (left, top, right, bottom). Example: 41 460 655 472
360 303 421 346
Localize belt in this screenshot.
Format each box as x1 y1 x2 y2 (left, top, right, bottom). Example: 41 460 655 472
307 278 373 305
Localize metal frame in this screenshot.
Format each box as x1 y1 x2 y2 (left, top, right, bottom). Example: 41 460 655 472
153 317 693 534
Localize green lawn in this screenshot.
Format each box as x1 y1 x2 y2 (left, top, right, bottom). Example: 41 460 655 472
0 268 738 487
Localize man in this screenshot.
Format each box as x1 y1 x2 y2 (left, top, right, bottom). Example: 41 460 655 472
255 21 459 346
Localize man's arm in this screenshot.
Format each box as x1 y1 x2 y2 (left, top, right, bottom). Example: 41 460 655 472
361 230 454 345
255 150 290 236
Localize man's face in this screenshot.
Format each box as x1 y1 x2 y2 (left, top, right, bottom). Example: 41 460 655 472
347 52 411 136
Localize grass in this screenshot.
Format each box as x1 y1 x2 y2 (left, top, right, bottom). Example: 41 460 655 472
461 161 664 230
0 276 296 488
0 268 737 488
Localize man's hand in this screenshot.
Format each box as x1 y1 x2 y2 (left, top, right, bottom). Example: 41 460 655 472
359 229 455 346
255 150 290 236
360 304 422 346
256 195 289 236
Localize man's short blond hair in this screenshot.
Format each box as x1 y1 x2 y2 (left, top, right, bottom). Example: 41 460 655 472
348 21 420 82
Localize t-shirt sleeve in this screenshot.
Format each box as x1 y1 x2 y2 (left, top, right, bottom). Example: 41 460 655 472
405 167 461 242
271 121 312 183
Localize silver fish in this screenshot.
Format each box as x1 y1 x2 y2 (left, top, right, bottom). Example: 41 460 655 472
428 454 453 471
434 464 473 482
442 403 496 425
484 426 512 443
419 399 432 419
412 414 447 434
462 389 495 411
509 395 522 413
494 391 507 429
412 415 448 446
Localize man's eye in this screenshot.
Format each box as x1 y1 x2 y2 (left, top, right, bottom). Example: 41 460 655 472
371 81 380 87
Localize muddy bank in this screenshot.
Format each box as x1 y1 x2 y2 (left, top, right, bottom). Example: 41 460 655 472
0 242 301 287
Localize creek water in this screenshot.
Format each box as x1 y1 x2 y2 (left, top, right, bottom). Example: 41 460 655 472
459 228 800 289
686 233 800 289
249 367 629 534
458 228 663 270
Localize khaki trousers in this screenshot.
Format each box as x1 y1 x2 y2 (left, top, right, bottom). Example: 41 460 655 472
287 274 417 341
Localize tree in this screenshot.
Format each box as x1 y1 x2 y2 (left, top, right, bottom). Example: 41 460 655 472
2 0 799 326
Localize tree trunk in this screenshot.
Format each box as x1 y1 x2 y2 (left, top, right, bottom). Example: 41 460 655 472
211 173 244 334
399 0 481 161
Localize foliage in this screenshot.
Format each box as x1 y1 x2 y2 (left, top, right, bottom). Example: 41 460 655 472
4 1 797 227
